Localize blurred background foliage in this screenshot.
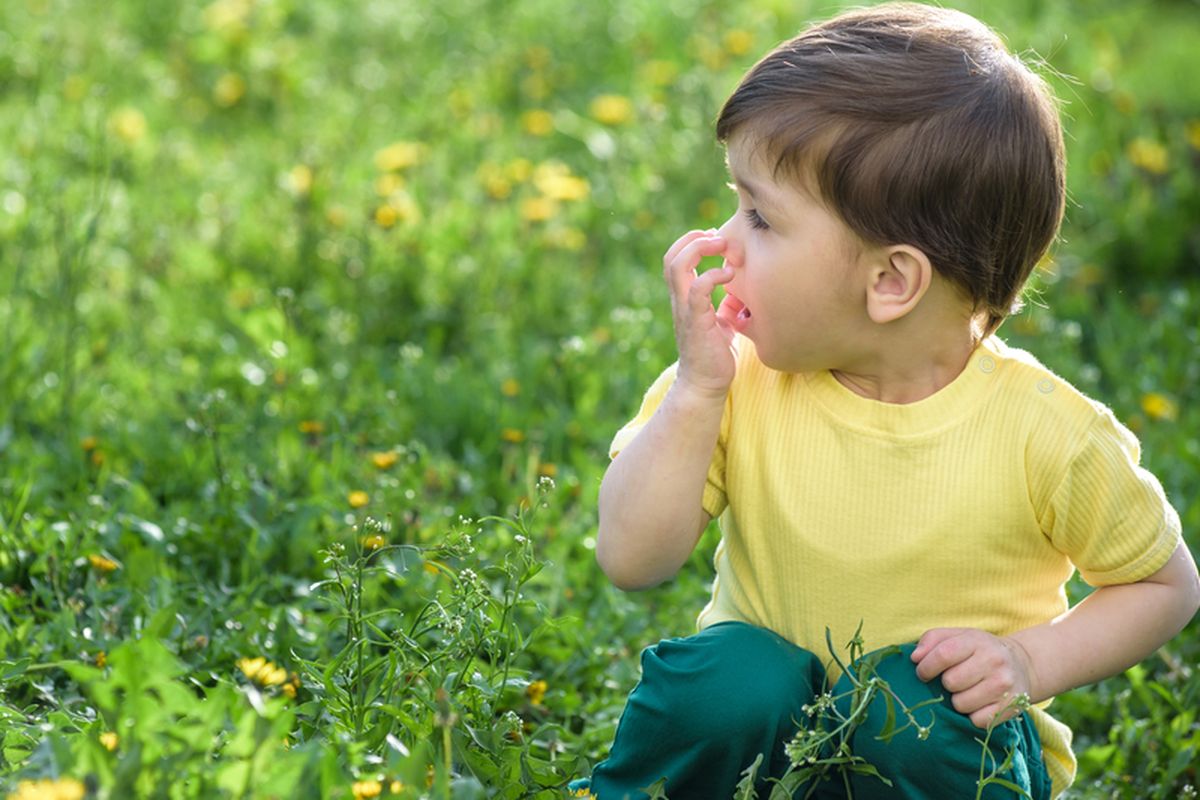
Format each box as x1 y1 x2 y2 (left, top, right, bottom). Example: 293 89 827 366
0 0 1197 797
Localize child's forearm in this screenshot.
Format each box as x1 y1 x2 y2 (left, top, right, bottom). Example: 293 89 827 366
596 380 726 590
1009 542 1200 704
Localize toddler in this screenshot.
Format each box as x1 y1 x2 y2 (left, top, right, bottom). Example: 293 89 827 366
575 3 1200 798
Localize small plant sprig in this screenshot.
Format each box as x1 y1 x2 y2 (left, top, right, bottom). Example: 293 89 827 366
974 693 1035 800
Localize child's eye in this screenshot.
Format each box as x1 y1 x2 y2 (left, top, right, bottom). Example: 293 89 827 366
744 208 769 230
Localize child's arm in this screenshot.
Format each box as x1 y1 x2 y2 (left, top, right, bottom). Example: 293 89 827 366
596 230 740 590
911 541 1200 728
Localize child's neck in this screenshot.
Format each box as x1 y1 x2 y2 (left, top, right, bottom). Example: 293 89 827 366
831 325 980 405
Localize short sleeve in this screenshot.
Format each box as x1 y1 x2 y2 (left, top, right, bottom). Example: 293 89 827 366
1044 407 1182 586
609 362 730 519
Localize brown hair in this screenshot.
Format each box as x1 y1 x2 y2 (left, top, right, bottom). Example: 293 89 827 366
715 2 1065 335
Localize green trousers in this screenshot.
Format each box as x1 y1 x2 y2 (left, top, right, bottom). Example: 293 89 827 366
579 622 1052 799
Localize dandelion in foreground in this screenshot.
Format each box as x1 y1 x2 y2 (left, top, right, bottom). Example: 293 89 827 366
88 554 119 573
237 656 288 687
6 778 86 800
348 491 370 508
352 780 383 799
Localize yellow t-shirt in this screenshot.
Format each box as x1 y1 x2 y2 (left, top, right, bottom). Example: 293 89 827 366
611 336 1181 798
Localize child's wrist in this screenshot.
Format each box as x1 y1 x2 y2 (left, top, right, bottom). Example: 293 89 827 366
670 373 731 407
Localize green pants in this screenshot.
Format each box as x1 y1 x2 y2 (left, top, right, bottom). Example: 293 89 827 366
581 622 1051 799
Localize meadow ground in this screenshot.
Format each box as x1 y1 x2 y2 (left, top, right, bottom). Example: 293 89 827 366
0 0 1197 797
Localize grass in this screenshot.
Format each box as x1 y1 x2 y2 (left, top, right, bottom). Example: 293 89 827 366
0 0 1197 797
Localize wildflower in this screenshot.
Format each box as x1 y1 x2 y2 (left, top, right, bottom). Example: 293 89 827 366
1188 120 1200 151
6 778 86 800
423 561 442 576
88 554 119 573
90 450 105 467
284 165 313 197
519 196 557 223
545 227 587 251
375 204 399 228
389 781 404 795
237 656 288 687
352 780 383 799
375 193 421 227
478 163 513 200
371 451 399 469
95 651 107 668
374 141 426 172
501 428 525 444
348 491 370 508
362 534 386 551
640 59 678 87
589 94 633 126
325 205 347 229
538 462 557 478
1126 137 1168 175
521 109 555 137
213 72 246 108
506 158 533 182
526 679 548 705
282 673 300 699
375 172 405 197
570 788 596 798
81 436 98 452
99 731 119 751
108 107 146 145
1141 392 1178 422
298 420 324 435
501 378 520 397
202 0 251 35
724 29 754 56
533 162 589 201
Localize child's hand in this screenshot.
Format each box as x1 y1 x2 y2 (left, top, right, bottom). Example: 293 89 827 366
663 229 741 398
911 627 1036 728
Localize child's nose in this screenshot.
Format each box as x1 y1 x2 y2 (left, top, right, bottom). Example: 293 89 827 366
717 216 743 268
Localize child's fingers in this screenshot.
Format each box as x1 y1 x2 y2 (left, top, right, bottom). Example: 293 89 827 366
715 292 745 328
687 266 733 316
663 235 726 298
663 228 718 266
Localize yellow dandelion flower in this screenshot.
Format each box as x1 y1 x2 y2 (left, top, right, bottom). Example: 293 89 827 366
374 141 426 172
95 651 107 668
100 731 119 751
589 94 633 126
480 168 513 200
724 29 755 56
348 490 370 508
375 172 405 197
299 420 325 435
282 682 296 699
501 428 526 444
570 786 596 798
285 164 313 197
108 107 147 145
389 780 404 794
202 0 251 35
371 451 399 469
88 554 119 573
533 162 589 202
501 378 520 397
213 72 246 108
325 205 347 229
521 109 555 137
538 462 557 478
90 450 105 466
423 561 442 576
353 780 383 799
520 196 558 223
374 204 398 228
526 679 548 705
7 778 87 800
237 656 288 687
506 158 533 183
1141 392 1178 422
81 436 98 452
1187 120 1200 151
362 534 386 551
1126 137 1168 175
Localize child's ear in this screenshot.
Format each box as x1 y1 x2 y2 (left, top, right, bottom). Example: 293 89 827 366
865 245 932 324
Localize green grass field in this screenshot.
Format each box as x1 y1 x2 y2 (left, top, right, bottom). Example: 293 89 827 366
1 0 1197 797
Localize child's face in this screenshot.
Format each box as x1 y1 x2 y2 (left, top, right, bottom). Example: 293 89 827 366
719 133 870 373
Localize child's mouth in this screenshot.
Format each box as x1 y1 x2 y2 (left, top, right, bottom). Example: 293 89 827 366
738 306 752 321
